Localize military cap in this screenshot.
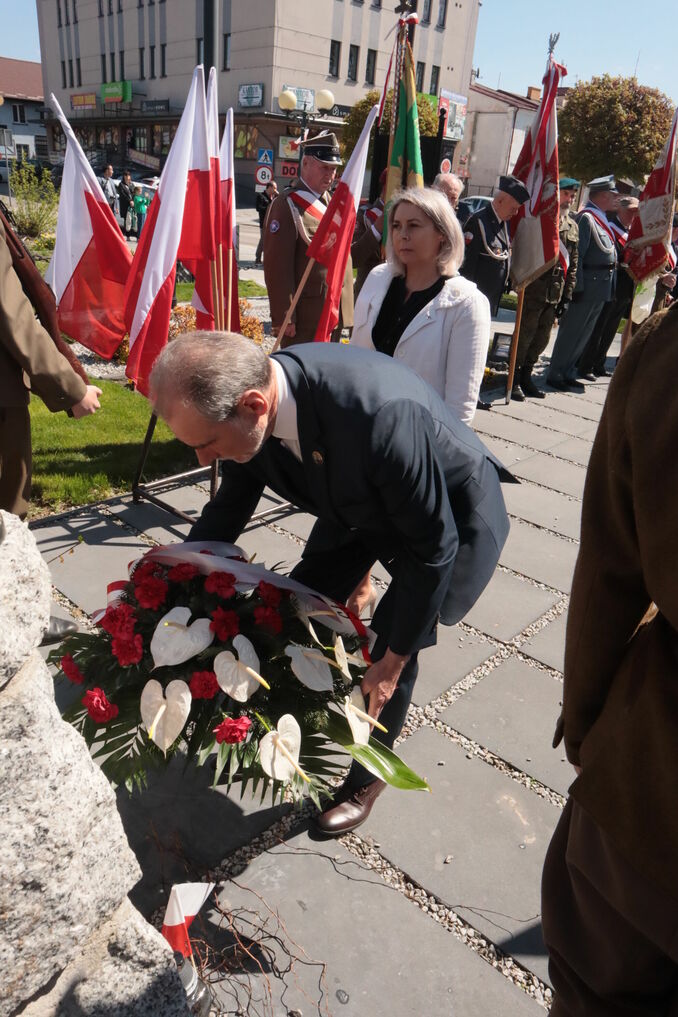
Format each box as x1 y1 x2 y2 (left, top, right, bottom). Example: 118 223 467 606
497 174 530 204
559 176 580 190
587 175 618 194
299 131 342 165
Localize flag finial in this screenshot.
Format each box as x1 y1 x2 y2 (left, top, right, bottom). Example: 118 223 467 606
548 33 560 55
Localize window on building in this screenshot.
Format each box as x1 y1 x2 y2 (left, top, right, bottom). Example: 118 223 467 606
139 46 145 79
119 50 125 79
348 44 359 82
72 0 78 20
61 60 67 88
64 0 70 24
16 143 30 161
415 60 425 92
430 64 440 95
149 44 155 79
329 39 340 77
160 42 167 77
107 0 113 13
223 32 231 71
57 1 62 27
371 0 382 6
101 52 107 81
196 37 204 65
138 0 143 6
421 0 432 21
68 58 74 87
98 0 103 15
117 0 122 10
109 51 115 80
365 48 376 85
437 0 447 27
76 57 82 86
12 104 26 124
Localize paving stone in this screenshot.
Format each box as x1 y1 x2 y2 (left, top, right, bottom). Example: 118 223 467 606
548 435 593 468
362 728 559 984
500 519 577 593
500 401 594 437
463 569 560 642
442 658 571 796
237 521 303 570
521 612 568 672
473 411 569 452
503 481 583 540
211 832 544 1016
413 628 497 705
575 421 601 441
540 391 603 422
476 435 535 469
107 495 192 544
511 453 586 500
271 508 315 542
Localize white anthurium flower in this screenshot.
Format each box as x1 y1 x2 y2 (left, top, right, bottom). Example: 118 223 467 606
292 594 356 638
140 678 192 753
291 595 322 644
333 634 352 682
150 606 213 669
343 687 389 745
285 643 334 692
214 634 270 703
258 714 308 783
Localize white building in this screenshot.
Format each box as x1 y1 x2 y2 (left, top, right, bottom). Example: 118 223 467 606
0 58 48 165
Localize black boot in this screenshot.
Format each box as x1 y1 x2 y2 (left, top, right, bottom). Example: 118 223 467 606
521 364 545 399
40 615 78 646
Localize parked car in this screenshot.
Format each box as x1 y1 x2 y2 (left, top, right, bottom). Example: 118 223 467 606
456 194 493 227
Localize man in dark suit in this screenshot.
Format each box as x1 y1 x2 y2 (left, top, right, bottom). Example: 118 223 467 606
150 334 511 835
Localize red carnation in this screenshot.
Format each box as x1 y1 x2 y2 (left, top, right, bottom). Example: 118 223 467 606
112 633 144 666
254 605 283 634
60 653 85 685
82 687 119 723
205 571 237 599
99 602 137 640
167 563 200 582
134 576 168 610
132 559 163 585
189 670 219 700
210 607 240 641
214 716 252 744
257 581 282 608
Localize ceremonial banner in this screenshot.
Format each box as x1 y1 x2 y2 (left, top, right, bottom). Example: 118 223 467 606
124 66 213 395
219 107 241 332
384 41 423 206
188 65 221 330
625 106 678 283
161 882 214 957
46 95 132 358
509 55 567 289
307 105 378 341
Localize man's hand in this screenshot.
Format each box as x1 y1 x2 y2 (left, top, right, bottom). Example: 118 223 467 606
273 322 296 340
71 385 102 418
659 272 677 289
361 648 410 720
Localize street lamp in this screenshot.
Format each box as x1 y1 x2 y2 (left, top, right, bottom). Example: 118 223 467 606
277 87 335 133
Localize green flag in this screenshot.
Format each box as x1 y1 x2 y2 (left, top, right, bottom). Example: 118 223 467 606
385 41 424 205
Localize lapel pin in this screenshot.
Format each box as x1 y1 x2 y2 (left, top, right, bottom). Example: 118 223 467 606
312 450 324 466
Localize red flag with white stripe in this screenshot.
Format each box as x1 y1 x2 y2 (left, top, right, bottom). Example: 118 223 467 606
306 104 378 341
161 882 214 957
188 65 221 330
219 107 241 332
45 95 132 358
124 66 213 395
625 106 678 282
509 55 567 289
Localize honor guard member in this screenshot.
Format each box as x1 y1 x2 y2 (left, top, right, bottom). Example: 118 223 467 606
351 168 386 299
547 175 618 391
510 177 580 401
460 174 530 316
263 132 354 347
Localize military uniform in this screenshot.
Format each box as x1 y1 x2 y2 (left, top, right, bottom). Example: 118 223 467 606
351 198 384 299
459 204 511 316
263 175 354 346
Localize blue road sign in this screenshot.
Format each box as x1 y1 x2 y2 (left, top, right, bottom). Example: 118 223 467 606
257 148 274 166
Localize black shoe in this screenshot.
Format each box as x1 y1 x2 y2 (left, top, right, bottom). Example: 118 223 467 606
520 366 546 399
546 377 569 391
578 372 597 382
476 398 492 411
564 378 586 392
593 366 610 377
40 615 78 646
511 384 526 402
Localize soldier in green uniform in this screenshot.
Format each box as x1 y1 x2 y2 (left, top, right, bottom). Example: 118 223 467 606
511 178 580 400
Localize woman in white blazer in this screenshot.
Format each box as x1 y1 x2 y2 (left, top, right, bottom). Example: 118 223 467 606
348 186 491 617
350 186 490 426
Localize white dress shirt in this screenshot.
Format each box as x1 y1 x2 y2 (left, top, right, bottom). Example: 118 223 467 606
271 358 302 460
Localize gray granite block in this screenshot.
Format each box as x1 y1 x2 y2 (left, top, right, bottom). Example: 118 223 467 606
521 612 567 672
463 569 560 642
413 628 497 705
500 519 577 593
502 481 583 540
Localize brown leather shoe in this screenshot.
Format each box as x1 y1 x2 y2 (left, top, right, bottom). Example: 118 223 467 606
314 780 386 836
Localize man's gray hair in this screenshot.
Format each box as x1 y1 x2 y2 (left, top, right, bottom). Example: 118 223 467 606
386 187 465 277
149 332 272 421
433 172 464 200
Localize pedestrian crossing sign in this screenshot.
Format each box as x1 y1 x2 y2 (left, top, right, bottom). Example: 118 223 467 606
257 148 274 167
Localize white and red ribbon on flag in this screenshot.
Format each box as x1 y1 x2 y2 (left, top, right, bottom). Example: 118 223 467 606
509 55 567 289
625 106 678 283
378 13 419 127
161 882 214 957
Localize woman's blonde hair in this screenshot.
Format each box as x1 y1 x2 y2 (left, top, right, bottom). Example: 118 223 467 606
386 186 465 277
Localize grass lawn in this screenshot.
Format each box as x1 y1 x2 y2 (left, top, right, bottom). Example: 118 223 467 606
175 278 267 303
28 379 196 518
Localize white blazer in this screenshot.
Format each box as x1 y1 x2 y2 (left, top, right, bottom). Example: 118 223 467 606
350 262 491 424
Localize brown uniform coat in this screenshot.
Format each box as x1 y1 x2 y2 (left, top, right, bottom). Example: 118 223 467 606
558 301 678 899
262 177 354 341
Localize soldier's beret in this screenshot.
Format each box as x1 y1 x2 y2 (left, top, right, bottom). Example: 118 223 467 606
497 175 530 204
587 175 618 194
559 177 580 190
299 131 342 165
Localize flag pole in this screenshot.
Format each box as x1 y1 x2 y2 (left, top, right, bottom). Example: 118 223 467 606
224 245 232 329
210 259 222 330
270 258 316 353
505 287 525 404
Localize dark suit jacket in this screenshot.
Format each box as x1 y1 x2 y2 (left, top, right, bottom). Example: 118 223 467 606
189 344 510 657
460 204 510 316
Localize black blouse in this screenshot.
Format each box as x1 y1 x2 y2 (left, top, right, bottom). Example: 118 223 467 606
371 274 447 357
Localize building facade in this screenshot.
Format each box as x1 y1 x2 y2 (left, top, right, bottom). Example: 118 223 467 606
37 0 480 199
0 58 48 167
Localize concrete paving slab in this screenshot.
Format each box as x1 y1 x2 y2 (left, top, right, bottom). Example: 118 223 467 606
238 521 303 570
548 435 593 467
503 481 583 540
212 832 544 1017
271 508 315 542
442 658 570 797
413 628 497 705
473 411 569 452
541 390 604 422
500 401 594 437
361 728 559 984
500 519 577 593
107 495 191 544
521 612 568 672
476 434 535 469
463 569 560 642
511 453 586 500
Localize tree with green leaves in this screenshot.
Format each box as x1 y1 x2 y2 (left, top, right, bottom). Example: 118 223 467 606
558 75 674 184
9 164 59 238
341 88 438 162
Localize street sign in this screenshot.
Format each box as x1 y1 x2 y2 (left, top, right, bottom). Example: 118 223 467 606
255 165 273 186
280 160 298 179
257 148 274 167
440 157 452 173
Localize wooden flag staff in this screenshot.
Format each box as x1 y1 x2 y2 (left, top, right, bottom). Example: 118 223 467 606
504 287 526 404
270 258 316 353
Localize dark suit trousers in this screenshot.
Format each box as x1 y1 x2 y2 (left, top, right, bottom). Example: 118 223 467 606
542 799 678 1016
577 290 632 375
290 521 421 790
0 405 31 518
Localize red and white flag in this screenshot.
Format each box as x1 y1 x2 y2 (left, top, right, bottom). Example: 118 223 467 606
625 106 678 282
124 66 213 395
509 55 567 289
219 107 241 332
45 95 132 358
307 104 378 341
188 65 221 330
161 881 214 957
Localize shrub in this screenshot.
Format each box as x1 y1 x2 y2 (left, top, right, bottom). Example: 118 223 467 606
10 164 59 238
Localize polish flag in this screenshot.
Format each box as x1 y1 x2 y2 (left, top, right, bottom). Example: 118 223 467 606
124 66 214 395
161 882 215 957
625 106 678 282
219 108 241 332
307 104 378 341
45 95 132 359
189 65 222 329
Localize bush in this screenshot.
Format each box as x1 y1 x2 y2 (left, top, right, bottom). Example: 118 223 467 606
9 164 59 238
